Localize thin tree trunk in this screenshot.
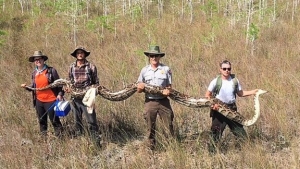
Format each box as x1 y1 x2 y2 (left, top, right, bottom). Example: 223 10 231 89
273 0 276 22
72 0 78 47
158 0 163 18
246 0 253 46
18 0 24 14
86 0 89 19
114 0 117 38
181 0 184 19
188 0 193 23
1 0 4 12
122 0 126 16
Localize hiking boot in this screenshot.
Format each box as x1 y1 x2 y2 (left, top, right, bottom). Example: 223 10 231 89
54 128 64 139
38 131 48 143
91 134 102 149
149 144 155 150
70 129 84 138
94 140 102 150
208 143 217 155
149 139 156 150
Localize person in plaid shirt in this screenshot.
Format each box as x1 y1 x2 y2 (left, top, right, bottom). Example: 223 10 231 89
67 46 101 149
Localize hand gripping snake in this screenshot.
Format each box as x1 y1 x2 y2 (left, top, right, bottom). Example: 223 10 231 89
25 79 267 126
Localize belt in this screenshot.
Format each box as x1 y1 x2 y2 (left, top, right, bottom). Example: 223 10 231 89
226 103 236 107
145 97 167 102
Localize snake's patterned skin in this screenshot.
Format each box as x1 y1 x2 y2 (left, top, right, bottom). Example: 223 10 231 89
25 79 267 126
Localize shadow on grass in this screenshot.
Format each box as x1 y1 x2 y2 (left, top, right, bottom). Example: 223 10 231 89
99 111 144 145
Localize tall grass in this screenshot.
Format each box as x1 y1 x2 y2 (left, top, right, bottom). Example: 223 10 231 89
1 0 300 168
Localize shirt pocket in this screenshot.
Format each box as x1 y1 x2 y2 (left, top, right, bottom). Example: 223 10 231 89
144 75 152 83
156 74 167 86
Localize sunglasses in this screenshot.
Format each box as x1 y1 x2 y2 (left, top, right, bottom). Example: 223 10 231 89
222 68 231 71
149 55 160 58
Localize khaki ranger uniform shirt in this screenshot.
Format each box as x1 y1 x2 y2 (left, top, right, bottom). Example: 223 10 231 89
137 63 172 99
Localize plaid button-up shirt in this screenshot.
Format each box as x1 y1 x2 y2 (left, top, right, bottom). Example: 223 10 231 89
68 60 99 89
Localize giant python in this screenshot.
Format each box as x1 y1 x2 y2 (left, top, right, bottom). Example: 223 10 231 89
25 79 267 126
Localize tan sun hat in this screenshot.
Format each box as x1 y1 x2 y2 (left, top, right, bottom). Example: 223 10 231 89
144 45 165 57
28 51 48 62
70 46 90 57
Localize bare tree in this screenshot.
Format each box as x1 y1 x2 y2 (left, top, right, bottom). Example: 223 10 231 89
273 0 276 22
18 0 24 14
246 0 254 45
2 0 5 12
188 0 193 23
158 0 164 18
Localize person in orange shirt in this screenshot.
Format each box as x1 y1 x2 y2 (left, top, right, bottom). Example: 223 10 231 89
21 51 64 140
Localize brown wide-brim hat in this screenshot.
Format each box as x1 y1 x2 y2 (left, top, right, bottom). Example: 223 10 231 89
144 45 165 57
70 46 90 57
28 51 48 62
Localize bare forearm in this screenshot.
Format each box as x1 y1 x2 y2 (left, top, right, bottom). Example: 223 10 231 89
238 89 258 97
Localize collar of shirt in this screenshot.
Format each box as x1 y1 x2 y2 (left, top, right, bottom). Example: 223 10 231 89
75 59 89 68
35 65 47 74
146 64 162 72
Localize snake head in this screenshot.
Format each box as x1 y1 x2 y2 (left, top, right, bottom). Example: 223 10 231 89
257 89 268 95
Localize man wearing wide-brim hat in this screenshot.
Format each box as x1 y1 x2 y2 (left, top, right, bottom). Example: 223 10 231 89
143 45 165 57
67 46 101 149
70 46 90 57
136 45 175 150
